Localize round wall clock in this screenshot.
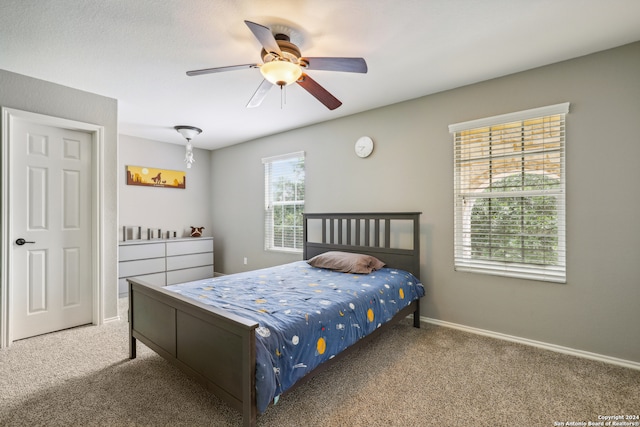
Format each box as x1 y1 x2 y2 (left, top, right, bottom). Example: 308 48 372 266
355 136 374 158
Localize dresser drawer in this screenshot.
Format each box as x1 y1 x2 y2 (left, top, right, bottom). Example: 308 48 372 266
166 238 213 256
166 252 213 271
119 242 165 261
118 257 165 278
166 265 214 285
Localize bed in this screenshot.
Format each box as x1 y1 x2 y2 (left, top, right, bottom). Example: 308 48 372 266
128 212 423 427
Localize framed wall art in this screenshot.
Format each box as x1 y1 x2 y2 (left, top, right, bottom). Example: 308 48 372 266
126 165 186 189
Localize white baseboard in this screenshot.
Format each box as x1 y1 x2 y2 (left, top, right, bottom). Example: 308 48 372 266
103 315 121 323
421 316 640 371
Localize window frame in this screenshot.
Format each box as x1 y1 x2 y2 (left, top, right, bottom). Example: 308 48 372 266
449 103 569 283
262 151 305 253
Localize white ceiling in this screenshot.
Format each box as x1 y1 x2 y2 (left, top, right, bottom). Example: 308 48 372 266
2 0 640 150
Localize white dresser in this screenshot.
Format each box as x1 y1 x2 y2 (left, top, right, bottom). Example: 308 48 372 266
118 237 214 296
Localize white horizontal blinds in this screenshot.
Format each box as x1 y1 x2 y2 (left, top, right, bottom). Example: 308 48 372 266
451 103 569 283
263 152 305 252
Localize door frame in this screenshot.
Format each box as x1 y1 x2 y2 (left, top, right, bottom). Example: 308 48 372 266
1 107 106 347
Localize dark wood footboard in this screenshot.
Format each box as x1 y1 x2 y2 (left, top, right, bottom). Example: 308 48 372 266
129 278 259 427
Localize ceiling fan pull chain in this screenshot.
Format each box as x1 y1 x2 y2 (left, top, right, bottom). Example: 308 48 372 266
280 85 284 109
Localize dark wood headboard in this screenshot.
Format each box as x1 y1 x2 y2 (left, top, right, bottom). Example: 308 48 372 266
303 212 421 278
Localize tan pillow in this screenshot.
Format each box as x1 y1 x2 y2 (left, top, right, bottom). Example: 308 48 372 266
307 251 386 274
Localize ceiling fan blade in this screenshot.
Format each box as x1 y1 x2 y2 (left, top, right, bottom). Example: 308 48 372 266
302 57 368 73
187 64 258 77
244 20 282 56
296 73 342 110
246 79 273 108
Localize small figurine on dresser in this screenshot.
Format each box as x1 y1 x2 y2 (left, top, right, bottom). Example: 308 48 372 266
190 226 204 237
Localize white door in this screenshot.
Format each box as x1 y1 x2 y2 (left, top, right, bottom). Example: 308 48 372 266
10 118 93 341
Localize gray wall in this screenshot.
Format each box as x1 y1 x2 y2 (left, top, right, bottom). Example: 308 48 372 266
118 134 212 238
210 42 640 363
0 69 119 321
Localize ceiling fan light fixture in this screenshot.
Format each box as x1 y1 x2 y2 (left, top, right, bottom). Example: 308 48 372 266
260 60 302 86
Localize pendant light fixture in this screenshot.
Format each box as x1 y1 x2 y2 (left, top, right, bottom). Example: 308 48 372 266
174 125 202 169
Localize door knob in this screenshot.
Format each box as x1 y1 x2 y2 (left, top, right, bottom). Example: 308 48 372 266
15 238 35 246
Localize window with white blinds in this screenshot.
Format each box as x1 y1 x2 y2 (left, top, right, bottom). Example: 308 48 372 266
449 103 569 283
263 152 305 252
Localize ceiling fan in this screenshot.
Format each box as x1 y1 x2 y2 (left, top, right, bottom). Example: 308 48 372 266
186 20 368 110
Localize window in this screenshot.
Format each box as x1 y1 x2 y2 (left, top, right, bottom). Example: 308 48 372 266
450 103 569 283
263 152 305 252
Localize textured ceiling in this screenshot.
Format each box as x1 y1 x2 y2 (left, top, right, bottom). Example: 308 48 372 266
2 0 640 150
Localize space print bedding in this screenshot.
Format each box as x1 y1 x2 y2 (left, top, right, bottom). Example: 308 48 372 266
165 259 425 413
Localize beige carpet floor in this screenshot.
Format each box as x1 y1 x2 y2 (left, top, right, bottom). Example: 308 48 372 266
1 298 638 427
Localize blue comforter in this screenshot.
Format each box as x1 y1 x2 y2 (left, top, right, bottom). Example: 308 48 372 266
166 261 424 413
